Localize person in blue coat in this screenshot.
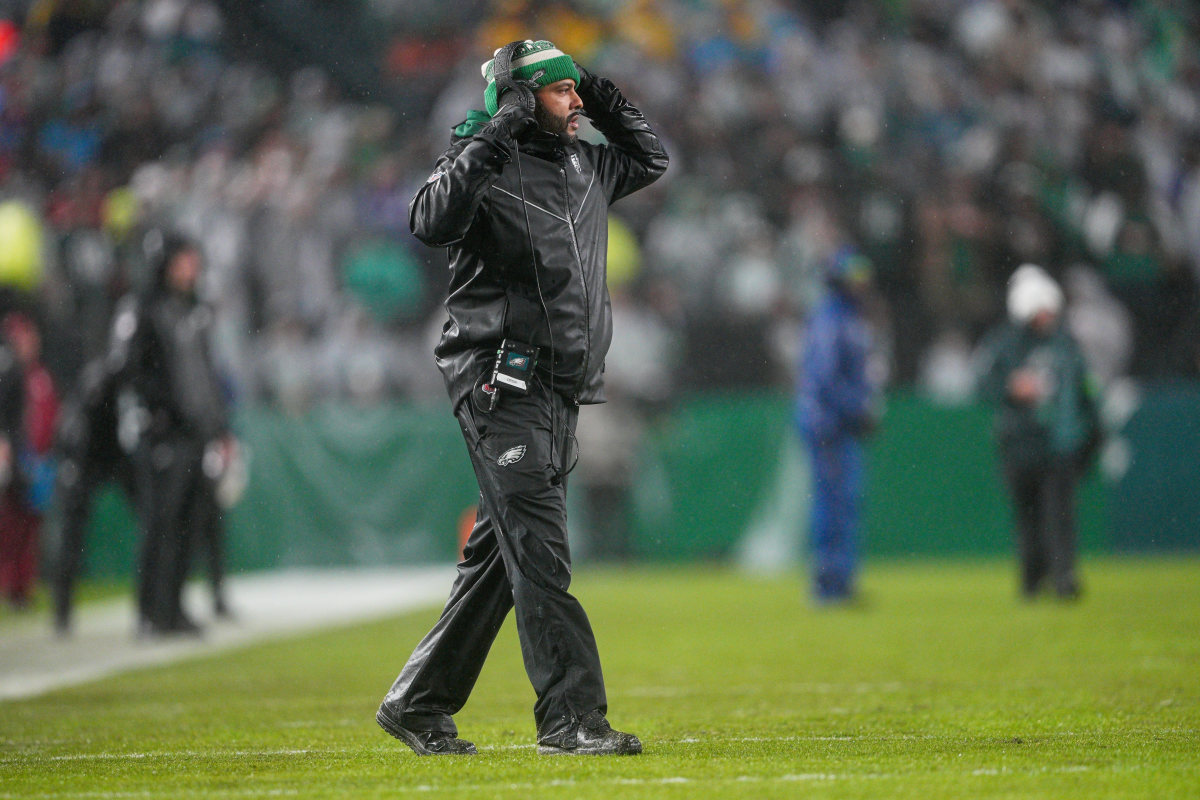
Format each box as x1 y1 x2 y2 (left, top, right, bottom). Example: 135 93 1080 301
795 247 880 604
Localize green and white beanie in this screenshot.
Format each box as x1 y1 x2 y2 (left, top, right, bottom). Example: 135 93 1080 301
481 40 580 116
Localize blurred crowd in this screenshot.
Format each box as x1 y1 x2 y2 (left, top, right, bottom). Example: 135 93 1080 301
0 0 1197 420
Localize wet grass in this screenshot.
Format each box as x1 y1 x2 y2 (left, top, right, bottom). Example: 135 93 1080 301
1 557 1197 798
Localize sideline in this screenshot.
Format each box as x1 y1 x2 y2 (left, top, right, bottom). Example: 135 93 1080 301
0 566 454 701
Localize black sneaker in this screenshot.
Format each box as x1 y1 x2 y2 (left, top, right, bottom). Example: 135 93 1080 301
376 706 477 755
538 710 642 755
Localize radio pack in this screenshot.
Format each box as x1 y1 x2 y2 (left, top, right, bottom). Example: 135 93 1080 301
491 339 539 395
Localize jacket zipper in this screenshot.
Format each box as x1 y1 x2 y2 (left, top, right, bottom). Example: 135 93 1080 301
562 163 588 403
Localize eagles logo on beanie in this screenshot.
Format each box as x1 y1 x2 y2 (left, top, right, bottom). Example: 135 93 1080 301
481 40 580 116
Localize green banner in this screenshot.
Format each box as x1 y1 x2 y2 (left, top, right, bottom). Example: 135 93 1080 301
69 385 1195 581
227 402 475 570
1108 382 1200 552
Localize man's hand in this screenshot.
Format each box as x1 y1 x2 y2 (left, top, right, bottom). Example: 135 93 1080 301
488 40 539 143
848 409 880 439
493 79 538 142
1007 369 1044 405
574 61 597 98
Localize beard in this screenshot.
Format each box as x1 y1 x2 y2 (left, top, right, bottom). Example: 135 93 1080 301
535 104 578 143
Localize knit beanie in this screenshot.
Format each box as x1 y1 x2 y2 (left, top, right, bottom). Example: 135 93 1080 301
481 40 580 116
1007 263 1063 324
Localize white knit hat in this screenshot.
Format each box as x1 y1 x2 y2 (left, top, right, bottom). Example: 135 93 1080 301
1007 263 1063 324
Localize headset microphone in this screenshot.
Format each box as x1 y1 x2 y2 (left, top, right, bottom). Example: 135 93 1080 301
490 44 577 482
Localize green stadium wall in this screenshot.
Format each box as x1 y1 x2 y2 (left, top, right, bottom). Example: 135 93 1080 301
69 385 1199 580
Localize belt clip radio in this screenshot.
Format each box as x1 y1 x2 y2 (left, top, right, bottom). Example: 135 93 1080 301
483 339 539 411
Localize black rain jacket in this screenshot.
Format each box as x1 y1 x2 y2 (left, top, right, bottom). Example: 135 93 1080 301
118 290 229 446
410 75 668 409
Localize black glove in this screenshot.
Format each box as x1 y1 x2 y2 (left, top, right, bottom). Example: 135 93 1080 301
848 412 879 439
574 61 598 99
476 80 537 152
494 79 538 141
572 61 624 119
489 41 539 143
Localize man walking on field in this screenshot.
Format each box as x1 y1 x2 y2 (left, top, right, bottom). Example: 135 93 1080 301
376 39 668 756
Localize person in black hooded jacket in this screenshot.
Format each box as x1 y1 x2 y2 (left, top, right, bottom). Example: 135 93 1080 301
376 40 667 757
123 231 232 636
49 351 136 635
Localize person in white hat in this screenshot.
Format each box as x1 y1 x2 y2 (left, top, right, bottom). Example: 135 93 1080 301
975 264 1101 600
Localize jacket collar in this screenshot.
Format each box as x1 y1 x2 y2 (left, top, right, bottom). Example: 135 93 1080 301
519 129 571 159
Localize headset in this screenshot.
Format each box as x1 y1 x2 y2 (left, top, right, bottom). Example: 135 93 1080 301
489 44 578 483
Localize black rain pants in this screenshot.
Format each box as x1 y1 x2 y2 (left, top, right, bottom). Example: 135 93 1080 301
380 377 606 743
134 434 206 630
51 448 134 629
1004 456 1080 597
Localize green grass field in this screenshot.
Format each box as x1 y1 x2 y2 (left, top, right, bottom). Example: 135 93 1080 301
2 557 1197 799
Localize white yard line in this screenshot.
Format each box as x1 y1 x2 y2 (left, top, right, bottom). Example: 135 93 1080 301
0 763 1107 800
0 566 454 702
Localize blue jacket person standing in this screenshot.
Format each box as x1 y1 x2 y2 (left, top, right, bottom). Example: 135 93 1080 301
794 248 879 604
